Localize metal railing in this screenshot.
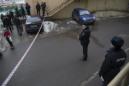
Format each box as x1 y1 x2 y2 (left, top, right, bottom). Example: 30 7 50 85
108 62 129 86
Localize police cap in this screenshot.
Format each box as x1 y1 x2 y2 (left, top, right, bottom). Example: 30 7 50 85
111 36 124 48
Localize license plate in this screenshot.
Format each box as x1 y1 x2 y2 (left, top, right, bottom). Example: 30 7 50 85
31 25 38 28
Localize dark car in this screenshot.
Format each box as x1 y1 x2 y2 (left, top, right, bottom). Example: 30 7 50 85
25 16 43 34
72 8 96 25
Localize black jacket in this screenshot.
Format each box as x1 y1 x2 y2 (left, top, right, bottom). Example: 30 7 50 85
79 27 91 45
99 48 126 85
36 3 41 10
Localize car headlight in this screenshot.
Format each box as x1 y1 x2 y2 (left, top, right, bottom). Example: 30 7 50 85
82 17 87 21
26 22 32 25
93 16 96 20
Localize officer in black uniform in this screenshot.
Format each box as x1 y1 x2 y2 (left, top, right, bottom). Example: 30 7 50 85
25 3 31 15
79 25 91 61
36 2 41 16
41 2 46 17
99 36 127 86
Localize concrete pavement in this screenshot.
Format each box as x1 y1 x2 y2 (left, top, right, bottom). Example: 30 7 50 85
0 17 129 86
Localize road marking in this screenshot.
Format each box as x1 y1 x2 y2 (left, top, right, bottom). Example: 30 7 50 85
125 48 129 52
80 71 98 86
1 21 44 86
80 47 129 86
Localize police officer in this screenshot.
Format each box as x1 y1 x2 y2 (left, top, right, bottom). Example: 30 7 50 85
25 3 31 15
36 2 41 16
41 2 46 17
79 25 91 61
99 36 127 86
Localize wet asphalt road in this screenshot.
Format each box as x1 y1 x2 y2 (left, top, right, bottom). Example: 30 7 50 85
0 17 129 86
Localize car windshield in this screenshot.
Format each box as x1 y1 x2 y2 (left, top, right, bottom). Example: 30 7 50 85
79 10 90 15
26 16 41 23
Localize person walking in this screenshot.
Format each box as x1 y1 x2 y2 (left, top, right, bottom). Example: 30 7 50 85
3 15 13 33
1 14 5 26
20 5 26 18
7 14 14 32
25 3 31 15
79 25 91 61
3 29 14 49
15 6 20 17
36 2 41 16
13 16 23 36
99 36 127 86
9 11 14 20
41 2 46 17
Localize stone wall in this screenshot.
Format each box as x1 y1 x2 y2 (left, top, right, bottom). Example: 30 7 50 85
52 0 129 18
26 0 129 18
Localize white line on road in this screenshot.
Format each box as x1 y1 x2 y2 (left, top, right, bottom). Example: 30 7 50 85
1 21 44 86
125 48 129 52
80 47 129 86
80 71 99 86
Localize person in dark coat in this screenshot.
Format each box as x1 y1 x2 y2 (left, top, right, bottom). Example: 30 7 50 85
13 16 23 36
20 5 26 18
1 14 5 27
7 14 14 32
15 7 20 17
25 3 31 15
9 11 14 20
99 36 127 86
1 14 4 23
36 2 41 16
41 2 46 17
79 25 91 61
3 15 13 33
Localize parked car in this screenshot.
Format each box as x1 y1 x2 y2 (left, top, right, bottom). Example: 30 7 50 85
25 16 43 34
72 8 96 25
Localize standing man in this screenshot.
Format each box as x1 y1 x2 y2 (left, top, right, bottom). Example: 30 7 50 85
36 2 41 16
41 2 46 17
79 25 91 61
25 3 31 15
99 36 127 86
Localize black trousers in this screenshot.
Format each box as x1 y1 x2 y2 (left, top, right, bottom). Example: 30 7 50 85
6 37 14 47
37 10 40 16
42 9 45 17
16 25 23 36
6 26 13 33
82 44 88 59
0 52 2 57
27 10 31 15
102 81 107 86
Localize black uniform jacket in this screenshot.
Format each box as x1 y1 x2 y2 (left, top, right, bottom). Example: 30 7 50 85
99 48 126 84
79 27 91 45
